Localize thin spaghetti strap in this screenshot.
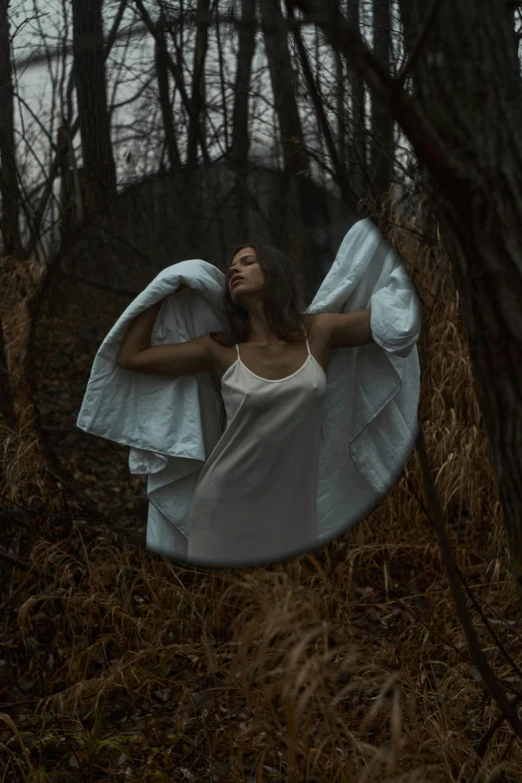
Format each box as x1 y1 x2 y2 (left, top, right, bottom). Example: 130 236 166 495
303 322 311 356
235 343 240 359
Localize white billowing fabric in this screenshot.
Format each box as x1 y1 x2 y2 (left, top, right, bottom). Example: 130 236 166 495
76 217 422 565
186 333 327 566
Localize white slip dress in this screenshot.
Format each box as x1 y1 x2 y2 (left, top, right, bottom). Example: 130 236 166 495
186 328 328 566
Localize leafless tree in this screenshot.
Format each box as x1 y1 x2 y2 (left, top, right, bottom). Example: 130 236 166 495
71 0 117 208
0 0 23 257
260 0 309 176
154 8 182 173
287 0 522 605
347 0 367 201
186 0 211 169
370 0 394 196
288 0 522 741
229 0 257 175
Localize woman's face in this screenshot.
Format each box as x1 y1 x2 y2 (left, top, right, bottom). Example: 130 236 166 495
228 247 265 301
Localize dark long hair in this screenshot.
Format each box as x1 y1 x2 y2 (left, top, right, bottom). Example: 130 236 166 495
208 242 313 346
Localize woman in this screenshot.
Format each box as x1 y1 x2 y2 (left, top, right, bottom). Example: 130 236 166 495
116 243 373 565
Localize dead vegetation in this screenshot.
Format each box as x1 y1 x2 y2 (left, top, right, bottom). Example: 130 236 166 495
0 193 521 782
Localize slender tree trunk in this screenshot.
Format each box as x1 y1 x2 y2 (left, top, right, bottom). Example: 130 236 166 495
291 0 522 605
335 47 345 162
0 0 23 257
229 0 257 236
370 0 394 199
155 13 182 174
214 5 230 153
346 0 367 202
260 0 311 289
260 0 309 175
71 0 117 211
186 0 211 170
230 0 257 174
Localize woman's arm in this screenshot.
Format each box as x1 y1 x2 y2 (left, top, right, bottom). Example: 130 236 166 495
116 300 163 367
321 309 373 349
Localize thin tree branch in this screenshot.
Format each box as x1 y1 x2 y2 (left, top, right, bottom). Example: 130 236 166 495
132 0 210 164
286 0 456 192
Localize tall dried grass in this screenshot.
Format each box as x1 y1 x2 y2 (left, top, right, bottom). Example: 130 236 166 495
0 193 521 782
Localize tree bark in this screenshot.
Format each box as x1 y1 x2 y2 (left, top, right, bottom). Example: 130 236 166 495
260 0 312 289
0 0 23 257
335 46 345 162
71 0 117 211
155 13 182 174
370 0 394 199
186 0 211 170
289 0 522 605
228 0 257 235
260 0 309 175
346 0 367 202
230 0 257 174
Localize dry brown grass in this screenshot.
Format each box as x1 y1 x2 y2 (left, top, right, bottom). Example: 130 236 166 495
1 192 521 782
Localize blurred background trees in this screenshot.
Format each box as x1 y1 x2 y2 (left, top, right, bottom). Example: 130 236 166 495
2 2 522 773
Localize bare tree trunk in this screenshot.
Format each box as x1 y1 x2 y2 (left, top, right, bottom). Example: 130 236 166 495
71 0 117 211
260 0 309 175
230 0 257 173
0 0 23 258
260 0 311 289
335 46 345 161
155 13 182 174
290 0 522 607
370 0 394 199
26 1 127 256
214 5 230 153
228 0 257 235
58 126 84 238
186 0 211 170
346 0 367 203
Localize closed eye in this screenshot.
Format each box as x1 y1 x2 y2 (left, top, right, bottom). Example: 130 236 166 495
229 259 255 278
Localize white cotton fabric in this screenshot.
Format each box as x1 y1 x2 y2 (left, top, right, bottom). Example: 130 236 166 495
76 217 422 565
186 334 327 566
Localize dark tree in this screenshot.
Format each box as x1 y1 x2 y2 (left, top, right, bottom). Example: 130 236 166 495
0 0 23 257
71 0 117 210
